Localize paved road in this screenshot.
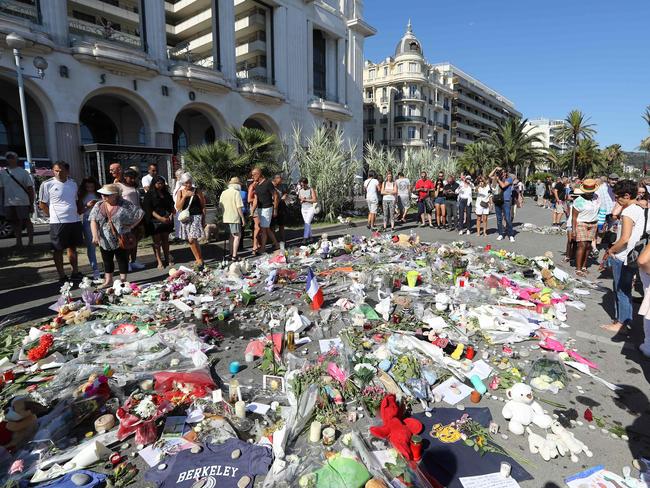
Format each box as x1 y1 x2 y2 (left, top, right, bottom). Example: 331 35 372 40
1 201 649 487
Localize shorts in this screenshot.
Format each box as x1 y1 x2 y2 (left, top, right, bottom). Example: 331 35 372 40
367 199 378 214
434 197 445 205
5 205 30 221
50 222 83 251
228 223 242 235
257 207 273 228
417 199 427 215
575 221 598 242
553 202 565 214
398 194 410 210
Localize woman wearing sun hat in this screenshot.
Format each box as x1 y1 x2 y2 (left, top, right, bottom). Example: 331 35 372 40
571 179 600 276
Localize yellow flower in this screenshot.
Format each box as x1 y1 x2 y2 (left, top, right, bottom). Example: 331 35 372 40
476 435 485 448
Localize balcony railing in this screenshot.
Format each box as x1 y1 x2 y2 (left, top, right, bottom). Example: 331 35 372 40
395 92 425 101
379 116 388 124
0 0 40 23
69 18 142 48
394 115 426 123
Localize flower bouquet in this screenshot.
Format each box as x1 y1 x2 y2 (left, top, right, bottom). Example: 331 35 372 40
153 370 215 406
26 334 54 362
116 392 170 445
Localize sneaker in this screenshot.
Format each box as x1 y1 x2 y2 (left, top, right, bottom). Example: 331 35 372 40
130 261 145 270
639 343 650 358
497 235 504 241
509 236 515 242
419 223 425 227
459 230 464 235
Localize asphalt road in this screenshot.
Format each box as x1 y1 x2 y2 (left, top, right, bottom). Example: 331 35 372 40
1 201 649 487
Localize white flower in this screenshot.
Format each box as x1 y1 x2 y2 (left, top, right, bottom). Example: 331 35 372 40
134 395 157 419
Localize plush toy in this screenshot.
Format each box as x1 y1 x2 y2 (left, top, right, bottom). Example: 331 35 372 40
501 382 552 435
369 394 423 461
112 280 132 297
526 427 559 461
549 421 593 463
0 396 38 452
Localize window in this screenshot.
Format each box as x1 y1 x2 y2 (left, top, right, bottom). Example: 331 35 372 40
397 63 403 73
408 104 416 116
383 67 388 77
444 114 448 124
365 89 373 99
433 132 439 145
382 87 387 97
408 126 416 139
313 30 327 98
368 129 374 142
408 62 418 73
382 128 387 141
72 10 96 23
443 134 448 146
397 128 402 139
409 84 417 97
368 69 375 79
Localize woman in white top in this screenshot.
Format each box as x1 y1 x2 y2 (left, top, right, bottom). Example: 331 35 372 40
363 170 380 230
636 235 650 358
570 180 600 276
474 177 491 236
298 177 318 245
456 175 474 235
381 171 398 231
600 180 646 332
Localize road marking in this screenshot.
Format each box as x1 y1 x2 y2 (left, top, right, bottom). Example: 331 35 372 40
576 330 637 351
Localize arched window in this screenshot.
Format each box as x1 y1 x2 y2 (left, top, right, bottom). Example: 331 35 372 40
80 123 94 145
138 126 146 145
174 123 188 154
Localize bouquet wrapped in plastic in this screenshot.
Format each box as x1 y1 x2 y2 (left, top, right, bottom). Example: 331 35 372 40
116 392 170 446
153 370 215 405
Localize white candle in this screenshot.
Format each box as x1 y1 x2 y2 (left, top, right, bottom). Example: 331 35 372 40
245 352 255 363
309 421 322 443
235 401 246 419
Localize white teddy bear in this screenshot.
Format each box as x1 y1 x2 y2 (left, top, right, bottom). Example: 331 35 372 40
548 421 593 463
526 427 559 461
501 382 553 435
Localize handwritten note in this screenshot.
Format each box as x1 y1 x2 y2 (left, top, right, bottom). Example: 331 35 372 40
459 473 521 488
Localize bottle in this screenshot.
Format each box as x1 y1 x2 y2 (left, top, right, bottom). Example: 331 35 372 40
286 330 296 352
228 377 239 403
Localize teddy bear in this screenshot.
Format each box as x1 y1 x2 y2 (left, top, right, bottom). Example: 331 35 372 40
369 394 423 461
501 382 552 435
0 396 38 452
526 427 559 461
548 421 593 463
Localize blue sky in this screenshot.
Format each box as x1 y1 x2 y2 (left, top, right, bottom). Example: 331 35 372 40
363 0 650 151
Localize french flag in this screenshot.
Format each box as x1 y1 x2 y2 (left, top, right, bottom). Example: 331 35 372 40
306 268 324 311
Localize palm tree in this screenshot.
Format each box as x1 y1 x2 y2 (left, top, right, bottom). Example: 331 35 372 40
183 140 238 195
457 140 497 175
597 144 625 175
556 110 597 176
575 139 601 177
480 117 546 178
229 126 281 176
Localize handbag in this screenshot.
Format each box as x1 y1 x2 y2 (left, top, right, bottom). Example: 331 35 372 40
480 200 489 209
105 203 137 250
313 202 321 215
492 186 504 206
626 207 649 269
178 193 194 223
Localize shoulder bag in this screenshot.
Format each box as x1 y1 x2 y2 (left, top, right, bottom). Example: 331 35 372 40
177 193 194 223
626 207 649 269
104 202 137 250
5 169 33 204
492 184 504 206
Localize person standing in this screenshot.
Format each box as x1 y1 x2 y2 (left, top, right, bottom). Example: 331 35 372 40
456 175 473 235
474 177 491 236
38 161 84 281
247 178 260 254
140 163 160 192
363 170 380 230
600 180 645 333
117 168 145 271
443 175 459 231
90 184 144 288
551 177 566 226
219 177 246 261
78 177 101 280
489 167 515 242
571 180 600 276
0 151 35 248
380 171 397 231
271 174 288 245
298 177 317 245
172 168 184 242
433 172 446 228
395 172 411 223
175 173 206 268
143 176 175 269
414 171 434 228
535 179 545 207
636 240 650 357
250 168 279 255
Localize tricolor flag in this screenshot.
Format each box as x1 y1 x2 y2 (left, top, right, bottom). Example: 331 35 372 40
306 268 324 311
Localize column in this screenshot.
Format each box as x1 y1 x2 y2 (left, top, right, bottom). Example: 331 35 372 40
143 0 167 61
55 122 82 180
218 0 236 81
306 20 313 97
325 37 336 101
40 0 68 47
337 37 346 105
273 6 288 92
286 8 308 105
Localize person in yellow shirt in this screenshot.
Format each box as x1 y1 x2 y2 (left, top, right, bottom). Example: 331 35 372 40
219 177 246 261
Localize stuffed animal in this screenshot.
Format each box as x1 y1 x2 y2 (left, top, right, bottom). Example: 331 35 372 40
501 382 552 435
203 223 218 243
111 280 132 297
526 427 559 461
0 396 38 452
369 394 422 461
549 421 593 463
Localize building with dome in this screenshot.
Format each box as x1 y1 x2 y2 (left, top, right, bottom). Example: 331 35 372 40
363 21 520 160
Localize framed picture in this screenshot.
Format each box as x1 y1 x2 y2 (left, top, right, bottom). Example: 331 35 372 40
262 375 286 392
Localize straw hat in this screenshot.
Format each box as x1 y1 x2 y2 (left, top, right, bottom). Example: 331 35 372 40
97 183 121 196
228 177 242 186
579 178 599 193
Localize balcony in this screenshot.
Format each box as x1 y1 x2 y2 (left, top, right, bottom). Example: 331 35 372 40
395 92 425 102
394 115 426 123
363 118 376 125
0 2 53 54
70 34 158 77
0 0 40 24
380 116 388 124
308 97 352 121
169 61 230 94
452 121 481 134
235 38 266 60
237 76 284 105
363 97 374 104
451 135 474 146
457 92 506 119
235 12 266 36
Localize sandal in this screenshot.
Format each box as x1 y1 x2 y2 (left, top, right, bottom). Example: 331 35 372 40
575 270 586 277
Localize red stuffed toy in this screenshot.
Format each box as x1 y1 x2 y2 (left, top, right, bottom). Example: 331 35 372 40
370 394 423 461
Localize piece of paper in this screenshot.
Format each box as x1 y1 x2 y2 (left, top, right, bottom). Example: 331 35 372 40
565 465 631 487
432 377 472 405
246 402 271 415
459 473 521 488
465 359 493 381
319 338 343 353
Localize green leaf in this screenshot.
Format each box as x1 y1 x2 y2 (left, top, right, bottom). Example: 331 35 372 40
464 439 475 447
4 335 12 348
474 444 479 452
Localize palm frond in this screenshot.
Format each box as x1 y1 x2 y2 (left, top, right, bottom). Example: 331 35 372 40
182 140 239 195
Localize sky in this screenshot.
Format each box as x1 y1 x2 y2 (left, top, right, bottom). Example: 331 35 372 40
362 0 650 151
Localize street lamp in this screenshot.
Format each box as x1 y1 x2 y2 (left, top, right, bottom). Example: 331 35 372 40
5 32 48 173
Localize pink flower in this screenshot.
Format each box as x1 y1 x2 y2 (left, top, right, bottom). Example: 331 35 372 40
9 459 24 474
327 362 349 384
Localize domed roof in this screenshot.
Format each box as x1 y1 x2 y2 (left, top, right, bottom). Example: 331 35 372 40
394 20 423 58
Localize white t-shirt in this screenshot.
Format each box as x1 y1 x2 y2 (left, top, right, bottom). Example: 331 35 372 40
382 181 396 201
573 196 600 223
0 167 33 207
39 178 80 224
364 178 379 201
141 174 153 189
456 182 473 202
614 204 647 262
396 177 411 197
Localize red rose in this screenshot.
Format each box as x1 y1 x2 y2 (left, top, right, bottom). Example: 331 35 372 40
584 408 593 422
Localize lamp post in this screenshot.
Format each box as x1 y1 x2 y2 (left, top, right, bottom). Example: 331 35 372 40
5 32 48 173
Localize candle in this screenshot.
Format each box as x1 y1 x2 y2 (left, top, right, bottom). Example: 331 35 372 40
322 427 336 446
309 421 322 443
410 435 423 461
234 401 246 419
500 462 511 478
245 352 255 363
